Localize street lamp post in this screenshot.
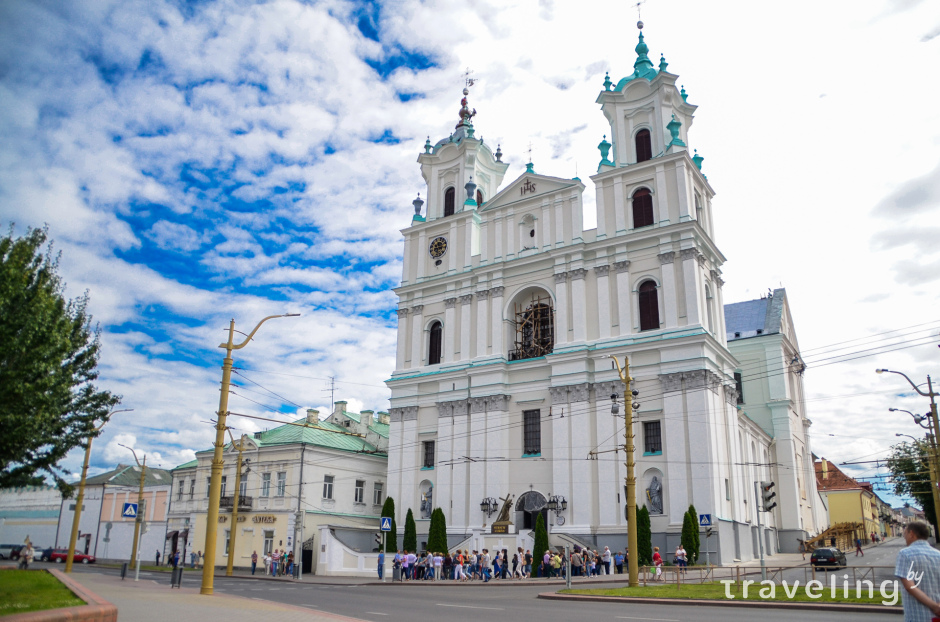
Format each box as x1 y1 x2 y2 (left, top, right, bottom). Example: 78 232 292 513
201 313 299 596
610 355 639 588
878 369 940 535
119 444 147 580
225 430 250 577
65 408 132 573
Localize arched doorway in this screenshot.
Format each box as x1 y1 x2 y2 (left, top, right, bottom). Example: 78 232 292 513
515 491 548 530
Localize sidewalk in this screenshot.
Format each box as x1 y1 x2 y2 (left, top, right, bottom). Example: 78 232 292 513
66 570 368 622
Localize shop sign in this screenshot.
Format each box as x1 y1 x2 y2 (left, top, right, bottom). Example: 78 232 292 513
252 515 276 524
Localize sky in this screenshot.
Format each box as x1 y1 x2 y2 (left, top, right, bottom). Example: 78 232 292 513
1 0 938 511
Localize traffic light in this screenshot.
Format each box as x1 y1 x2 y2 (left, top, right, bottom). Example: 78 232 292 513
374 533 382 549
760 481 777 512
705 527 714 539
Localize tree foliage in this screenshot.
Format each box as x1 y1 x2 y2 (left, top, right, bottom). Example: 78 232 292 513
887 440 937 533
403 508 417 552
637 506 652 566
0 226 119 495
681 510 697 564
533 512 549 576
427 507 448 553
381 496 397 552
687 504 700 563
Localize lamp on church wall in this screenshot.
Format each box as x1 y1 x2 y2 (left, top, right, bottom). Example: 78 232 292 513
547 494 567 515
480 497 497 516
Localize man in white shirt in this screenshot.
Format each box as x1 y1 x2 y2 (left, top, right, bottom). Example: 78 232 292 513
482 549 492 583
406 550 417 581
602 546 612 575
433 553 443 580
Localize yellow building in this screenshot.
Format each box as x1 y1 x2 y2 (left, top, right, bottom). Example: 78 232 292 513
815 459 887 542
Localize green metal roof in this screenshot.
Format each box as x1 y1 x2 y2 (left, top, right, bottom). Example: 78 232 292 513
173 460 198 471
84 464 173 487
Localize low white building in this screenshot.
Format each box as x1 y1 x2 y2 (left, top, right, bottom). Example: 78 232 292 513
0 485 62 549
169 401 389 575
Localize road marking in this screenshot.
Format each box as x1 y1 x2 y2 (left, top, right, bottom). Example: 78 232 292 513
617 618 679 621
365 613 388 616
437 604 505 611
300 605 320 609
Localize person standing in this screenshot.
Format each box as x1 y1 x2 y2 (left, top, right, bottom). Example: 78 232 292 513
18 543 34 570
377 549 385 580
250 550 258 575
615 551 624 574
481 549 492 582
652 547 664 581
602 546 612 575
271 549 280 576
675 544 688 574
856 537 864 557
895 521 940 621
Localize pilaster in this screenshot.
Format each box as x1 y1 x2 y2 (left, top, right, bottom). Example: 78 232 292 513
554 272 569 345
569 268 588 342
410 305 424 367
658 252 678 328
475 289 490 358
614 260 632 336
595 265 611 339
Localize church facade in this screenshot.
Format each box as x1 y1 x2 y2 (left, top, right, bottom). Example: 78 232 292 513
386 27 788 563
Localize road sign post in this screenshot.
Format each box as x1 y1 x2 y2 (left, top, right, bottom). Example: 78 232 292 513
380 516 391 582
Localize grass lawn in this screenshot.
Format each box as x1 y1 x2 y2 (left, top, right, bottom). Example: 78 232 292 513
0 570 85 617
563 581 903 606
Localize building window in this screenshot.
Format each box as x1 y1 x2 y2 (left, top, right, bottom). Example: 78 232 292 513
523 409 541 455
428 321 442 365
323 475 334 500
632 187 654 228
423 441 436 469
476 189 483 206
189 479 195 499
224 529 231 556
638 281 660 331
373 482 384 505
734 372 744 405
220 475 227 498
444 187 455 216
509 298 554 361
263 530 274 555
635 129 652 163
239 479 247 499
177 479 184 501
355 480 365 504
643 420 662 454
205 477 211 498
261 473 271 497
276 472 286 497
725 478 731 501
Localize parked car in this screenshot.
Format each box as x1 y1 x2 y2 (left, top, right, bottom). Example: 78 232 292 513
0 544 23 560
38 547 55 562
811 547 847 570
49 549 96 564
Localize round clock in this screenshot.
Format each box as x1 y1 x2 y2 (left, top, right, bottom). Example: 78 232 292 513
429 236 448 258
556 515 566 526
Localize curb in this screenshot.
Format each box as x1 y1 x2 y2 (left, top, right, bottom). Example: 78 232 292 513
4 569 118 622
537 591 903 615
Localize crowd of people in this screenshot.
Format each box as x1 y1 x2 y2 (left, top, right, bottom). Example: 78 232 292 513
260 548 295 577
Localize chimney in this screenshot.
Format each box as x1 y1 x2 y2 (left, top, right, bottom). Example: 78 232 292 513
821 459 828 479
333 401 347 415
361 410 374 424
306 409 319 425
378 411 390 425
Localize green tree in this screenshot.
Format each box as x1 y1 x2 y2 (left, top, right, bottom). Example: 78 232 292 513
637 506 652 566
533 513 549 576
381 496 398 552
680 510 697 564
0 226 120 495
427 508 448 553
403 508 417 552
687 504 700 564
887 440 937 534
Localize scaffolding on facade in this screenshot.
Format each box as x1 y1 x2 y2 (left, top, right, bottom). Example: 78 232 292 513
508 296 554 361
804 521 864 552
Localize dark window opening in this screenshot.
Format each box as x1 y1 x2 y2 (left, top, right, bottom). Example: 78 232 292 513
638 281 660 331
635 129 652 163
734 372 744 405
423 441 436 468
509 298 554 361
476 189 483 206
523 409 541 455
444 187 455 216
632 188 654 228
529 229 535 237
428 321 442 365
643 420 662 454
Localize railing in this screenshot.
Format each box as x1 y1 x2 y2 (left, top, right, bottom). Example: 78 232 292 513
219 496 253 511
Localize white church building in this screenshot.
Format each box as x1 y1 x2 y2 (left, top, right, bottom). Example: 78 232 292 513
386 26 807 563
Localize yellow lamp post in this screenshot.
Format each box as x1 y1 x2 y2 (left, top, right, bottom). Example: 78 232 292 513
225 430 250 577
119 444 147 574
610 355 639 588
201 313 299 596
65 408 132 573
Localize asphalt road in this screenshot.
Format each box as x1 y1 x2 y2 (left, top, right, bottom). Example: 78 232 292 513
68 563 902 622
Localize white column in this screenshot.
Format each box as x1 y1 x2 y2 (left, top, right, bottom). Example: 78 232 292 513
596 183 607 240
443 298 457 363
568 384 592 531
570 196 583 242
399 408 418 523
459 295 473 360
402 235 413 285
485 396 509 514
614 181 626 233
495 217 504 261
655 165 669 224
475 289 490 358
661 379 688 525
554 200 565 246
416 230 427 280
569 268 587 343
506 211 516 258
490 287 504 357
680 248 702 327
448 220 459 273
541 201 552 251
658 252 678 329
613 261 631 336
553 272 569 345
436 404 454 527
595 265 611 340
395 308 409 369
410 305 424 367
711 270 728 343
468 398 487 527
550 387 572 530
452 403 470 530
595 386 619 529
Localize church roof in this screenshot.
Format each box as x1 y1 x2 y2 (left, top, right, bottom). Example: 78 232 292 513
725 288 788 342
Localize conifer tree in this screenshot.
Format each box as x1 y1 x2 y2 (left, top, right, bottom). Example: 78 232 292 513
680 510 696 564
687 504 700 563
380 496 397 552
637 506 653 566
533 513 549 576
403 508 417 553
428 508 448 553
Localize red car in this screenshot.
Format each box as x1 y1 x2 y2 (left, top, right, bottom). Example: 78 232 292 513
49 549 96 564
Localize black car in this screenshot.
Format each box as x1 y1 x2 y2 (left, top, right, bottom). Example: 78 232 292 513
811 547 847 570
38 547 55 562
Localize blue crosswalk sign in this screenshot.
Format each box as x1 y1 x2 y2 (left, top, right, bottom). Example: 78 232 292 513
380 517 392 532
699 514 712 527
122 503 138 518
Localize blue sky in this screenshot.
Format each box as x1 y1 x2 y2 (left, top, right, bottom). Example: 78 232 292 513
1 0 939 511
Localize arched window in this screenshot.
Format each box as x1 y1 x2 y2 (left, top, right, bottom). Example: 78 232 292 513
635 129 652 163
638 280 660 331
509 298 554 361
632 188 654 228
428 321 442 365
476 189 483 206
443 187 455 216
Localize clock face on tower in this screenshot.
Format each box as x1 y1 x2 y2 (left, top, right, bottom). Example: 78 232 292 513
429 236 447 258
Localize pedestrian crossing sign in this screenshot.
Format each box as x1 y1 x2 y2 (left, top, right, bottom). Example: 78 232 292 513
380 517 392 532
699 514 712 527
122 503 138 518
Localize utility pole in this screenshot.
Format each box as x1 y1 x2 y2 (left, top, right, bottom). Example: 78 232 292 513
119 445 147 571
225 431 249 577
202 313 299 596
610 355 639 588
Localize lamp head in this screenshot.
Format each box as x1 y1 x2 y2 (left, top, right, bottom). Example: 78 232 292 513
889 408 898 412
876 369 887 374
